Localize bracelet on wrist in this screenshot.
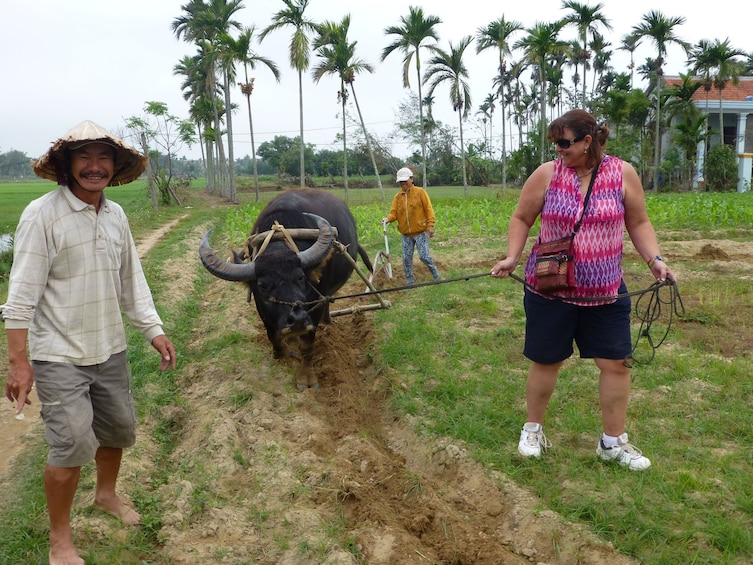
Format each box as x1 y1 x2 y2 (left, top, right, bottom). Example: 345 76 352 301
647 255 663 268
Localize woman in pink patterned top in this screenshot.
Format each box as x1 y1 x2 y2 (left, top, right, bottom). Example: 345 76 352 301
490 109 675 471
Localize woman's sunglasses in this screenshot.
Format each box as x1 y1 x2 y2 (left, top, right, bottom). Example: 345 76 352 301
553 135 585 149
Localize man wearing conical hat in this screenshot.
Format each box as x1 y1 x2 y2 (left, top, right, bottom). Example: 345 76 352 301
1 121 176 565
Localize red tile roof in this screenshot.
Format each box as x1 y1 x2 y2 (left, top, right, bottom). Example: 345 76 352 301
664 75 753 102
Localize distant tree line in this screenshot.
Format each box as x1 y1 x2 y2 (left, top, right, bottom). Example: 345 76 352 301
0 150 34 179
0 149 204 182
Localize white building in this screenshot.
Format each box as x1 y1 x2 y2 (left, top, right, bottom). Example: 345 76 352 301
664 75 753 192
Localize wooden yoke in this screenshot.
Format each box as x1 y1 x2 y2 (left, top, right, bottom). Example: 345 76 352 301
246 223 339 260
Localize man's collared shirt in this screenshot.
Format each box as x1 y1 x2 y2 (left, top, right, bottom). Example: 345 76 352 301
1 186 164 365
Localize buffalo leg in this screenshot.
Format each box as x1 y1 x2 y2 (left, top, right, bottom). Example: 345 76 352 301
270 335 285 359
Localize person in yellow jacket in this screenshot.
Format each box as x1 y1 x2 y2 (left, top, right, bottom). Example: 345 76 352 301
383 167 440 285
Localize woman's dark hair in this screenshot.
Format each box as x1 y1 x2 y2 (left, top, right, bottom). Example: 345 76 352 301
548 109 610 169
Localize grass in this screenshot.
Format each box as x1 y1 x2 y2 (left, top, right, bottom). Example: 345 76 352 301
1 180 753 564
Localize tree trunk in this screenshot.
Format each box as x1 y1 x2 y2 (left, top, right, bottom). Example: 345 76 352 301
195 120 207 186
416 54 428 187
205 137 215 195
349 83 384 201
244 88 260 202
653 74 661 191
501 70 507 190
341 85 349 203
298 69 306 188
140 133 159 209
488 112 493 161
459 108 468 195
540 66 547 165
214 122 228 199
719 88 725 146
582 33 588 107
224 70 238 204
209 65 226 198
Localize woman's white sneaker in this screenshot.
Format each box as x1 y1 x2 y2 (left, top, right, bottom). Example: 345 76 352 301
596 433 651 470
518 422 552 458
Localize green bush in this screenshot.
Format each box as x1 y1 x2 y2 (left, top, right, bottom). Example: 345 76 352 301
705 144 738 192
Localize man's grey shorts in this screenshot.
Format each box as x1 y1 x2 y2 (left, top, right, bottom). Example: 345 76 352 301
33 350 136 468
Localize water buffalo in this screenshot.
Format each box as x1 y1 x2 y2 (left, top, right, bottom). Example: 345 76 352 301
199 189 372 389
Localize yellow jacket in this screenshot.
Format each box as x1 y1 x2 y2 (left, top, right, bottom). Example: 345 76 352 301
386 185 436 237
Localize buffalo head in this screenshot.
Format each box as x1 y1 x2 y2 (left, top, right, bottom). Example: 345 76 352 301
199 212 337 389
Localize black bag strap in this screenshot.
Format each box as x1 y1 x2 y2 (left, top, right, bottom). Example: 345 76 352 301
572 158 602 236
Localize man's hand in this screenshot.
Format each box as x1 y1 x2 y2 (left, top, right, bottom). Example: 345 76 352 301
151 335 177 371
5 359 34 415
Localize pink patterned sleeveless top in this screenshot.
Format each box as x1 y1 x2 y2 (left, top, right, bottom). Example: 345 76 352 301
524 154 625 305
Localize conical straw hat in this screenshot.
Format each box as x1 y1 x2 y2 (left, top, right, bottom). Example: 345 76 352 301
33 120 147 186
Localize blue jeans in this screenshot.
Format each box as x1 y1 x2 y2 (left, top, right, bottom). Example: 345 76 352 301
401 231 440 284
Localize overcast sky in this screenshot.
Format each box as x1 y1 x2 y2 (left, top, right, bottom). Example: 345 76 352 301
1 0 750 162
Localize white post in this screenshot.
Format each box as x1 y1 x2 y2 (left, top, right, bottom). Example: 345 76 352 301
737 113 750 192
694 137 706 190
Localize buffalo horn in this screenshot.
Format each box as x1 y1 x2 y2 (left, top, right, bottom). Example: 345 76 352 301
297 213 335 268
199 230 257 282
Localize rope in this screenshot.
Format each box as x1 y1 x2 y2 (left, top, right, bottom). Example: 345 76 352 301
333 272 491 300
252 221 300 260
330 270 683 364
630 279 685 364
258 226 684 366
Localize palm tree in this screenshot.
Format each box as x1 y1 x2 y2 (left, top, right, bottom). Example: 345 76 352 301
560 1 612 106
216 39 241 204
672 113 708 190
174 54 214 193
663 72 702 124
689 38 746 146
476 101 491 154
225 26 280 202
564 39 583 99
424 36 474 195
312 15 376 203
743 52 753 75
260 0 317 188
598 89 630 140
618 33 641 89
482 92 496 158
476 16 523 189
381 6 442 187
506 64 530 156
547 51 567 117
514 21 569 163
630 10 691 190
422 93 437 153
172 0 244 201
589 32 612 94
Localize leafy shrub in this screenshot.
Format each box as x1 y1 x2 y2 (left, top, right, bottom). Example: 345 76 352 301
705 144 738 192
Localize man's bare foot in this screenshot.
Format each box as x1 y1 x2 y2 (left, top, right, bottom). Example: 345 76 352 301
94 495 141 526
49 544 85 565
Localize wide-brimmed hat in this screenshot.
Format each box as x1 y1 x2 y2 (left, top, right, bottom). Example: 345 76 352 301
33 120 147 186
